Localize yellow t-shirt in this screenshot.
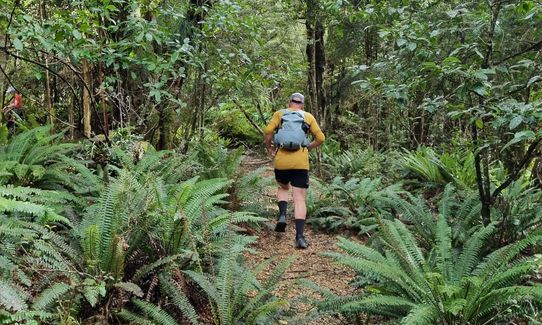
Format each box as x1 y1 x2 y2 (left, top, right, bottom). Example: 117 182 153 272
264 109 325 170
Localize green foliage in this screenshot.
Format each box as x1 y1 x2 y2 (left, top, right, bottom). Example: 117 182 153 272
0 127 102 199
401 147 480 191
385 185 483 247
230 166 274 215
491 175 542 243
321 147 388 180
119 239 292 325
185 235 294 324
191 143 244 180
308 176 402 234
316 219 542 324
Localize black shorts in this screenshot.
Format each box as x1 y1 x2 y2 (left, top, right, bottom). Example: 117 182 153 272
274 169 309 188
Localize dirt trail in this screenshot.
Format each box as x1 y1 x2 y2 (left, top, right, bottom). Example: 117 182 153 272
240 153 357 324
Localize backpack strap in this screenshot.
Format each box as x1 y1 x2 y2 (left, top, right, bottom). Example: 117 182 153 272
279 109 304 126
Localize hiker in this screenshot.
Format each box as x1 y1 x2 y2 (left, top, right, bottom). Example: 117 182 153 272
264 92 325 249
2 86 23 131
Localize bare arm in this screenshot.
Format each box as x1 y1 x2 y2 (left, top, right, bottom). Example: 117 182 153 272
264 132 275 156
307 114 325 151
263 111 282 157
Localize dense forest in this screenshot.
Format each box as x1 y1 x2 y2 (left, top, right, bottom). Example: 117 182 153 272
1 0 542 324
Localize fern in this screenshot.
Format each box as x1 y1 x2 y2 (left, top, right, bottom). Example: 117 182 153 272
401 304 439 325
131 298 178 325
32 282 71 311
117 309 156 325
132 254 189 282
159 274 201 325
319 211 542 324
0 280 27 311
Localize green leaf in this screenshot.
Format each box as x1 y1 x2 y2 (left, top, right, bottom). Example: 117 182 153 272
501 130 536 151
527 76 541 87
509 116 523 130
397 38 407 47
114 282 144 297
475 119 483 129
472 84 486 97
72 30 82 40
13 38 23 51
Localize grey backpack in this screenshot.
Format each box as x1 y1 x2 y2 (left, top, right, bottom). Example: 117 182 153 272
273 109 310 150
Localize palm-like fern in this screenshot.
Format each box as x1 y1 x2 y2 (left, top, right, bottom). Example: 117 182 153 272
317 217 542 324
401 147 476 189
321 147 387 179
0 126 102 198
385 185 482 247
119 237 293 325
308 176 402 234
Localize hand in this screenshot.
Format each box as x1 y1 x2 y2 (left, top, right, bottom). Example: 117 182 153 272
267 147 276 157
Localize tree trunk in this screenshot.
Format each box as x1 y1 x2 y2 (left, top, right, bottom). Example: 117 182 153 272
40 0 54 127
68 85 75 139
305 0 326 125
82 59 92 138
99 64 109 137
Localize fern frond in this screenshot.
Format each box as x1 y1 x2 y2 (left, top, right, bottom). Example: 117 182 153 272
246 299 288 324
114 282 144 298
207 212 266 233
83 224 100 272
481 258 538 292
473 285 542 320
132 254 187 282
131 298 178 325
453 223 496 282
401 304 439 325
183 270 218 302
117 309 155 325
0 279 27 311
159 274 201 325
326 254 426 303
475 234 542 278
32 282 71 310
341 295 415 315
435 213 452 281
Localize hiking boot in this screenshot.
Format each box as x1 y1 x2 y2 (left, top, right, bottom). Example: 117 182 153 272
274 214 287 232
295 235 309 249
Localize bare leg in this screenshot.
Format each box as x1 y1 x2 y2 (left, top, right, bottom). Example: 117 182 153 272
277 182 289 201
292 186 307 220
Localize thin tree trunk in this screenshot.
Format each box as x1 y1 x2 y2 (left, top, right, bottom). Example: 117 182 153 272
68 86 74 139
40 1 53 127
82 59 92 138
99 64 109 137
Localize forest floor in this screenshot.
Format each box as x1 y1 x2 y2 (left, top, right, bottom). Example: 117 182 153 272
240 153 359 325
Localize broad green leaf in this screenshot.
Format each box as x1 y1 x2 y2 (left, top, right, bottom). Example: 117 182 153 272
13 38 23 51
72 30 82 40
472 84 486 97
527 76 541 87
501 130 536 151
509 116 523 130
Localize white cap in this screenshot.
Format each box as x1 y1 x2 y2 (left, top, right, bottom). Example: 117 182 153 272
289 92 304 104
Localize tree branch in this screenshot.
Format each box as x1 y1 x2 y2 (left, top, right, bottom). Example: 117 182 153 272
491 137 542 202
493 38 542 66
233 100 263 136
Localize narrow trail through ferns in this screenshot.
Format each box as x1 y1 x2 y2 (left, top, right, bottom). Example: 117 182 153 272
240 153 358 324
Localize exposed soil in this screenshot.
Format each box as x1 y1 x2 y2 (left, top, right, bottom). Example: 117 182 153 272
240 153 359 325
